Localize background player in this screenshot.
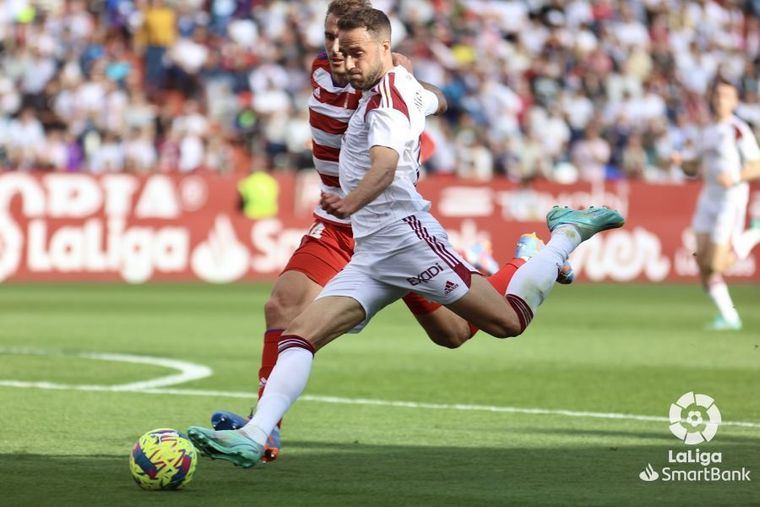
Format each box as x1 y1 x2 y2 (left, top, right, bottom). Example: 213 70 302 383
673 77 760 331
188 8 623 467
211 0 568 462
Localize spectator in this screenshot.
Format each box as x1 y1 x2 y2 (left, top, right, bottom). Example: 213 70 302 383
7 107 45 169
621 131 647 179
572 123 611 183
136 0 177 94
0 0 755 184
90 131 125 172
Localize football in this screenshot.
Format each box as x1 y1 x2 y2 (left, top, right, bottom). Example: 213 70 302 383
129 428 197 491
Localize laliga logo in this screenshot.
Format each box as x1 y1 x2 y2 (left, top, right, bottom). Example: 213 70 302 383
669 392 721 445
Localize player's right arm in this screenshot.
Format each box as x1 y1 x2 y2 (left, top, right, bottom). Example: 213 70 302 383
322 146 399 218
322 101 410 219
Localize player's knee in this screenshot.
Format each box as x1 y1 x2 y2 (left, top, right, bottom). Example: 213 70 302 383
264 292 302 328
486 316 522 339
711 256 731 273
429 330 468 349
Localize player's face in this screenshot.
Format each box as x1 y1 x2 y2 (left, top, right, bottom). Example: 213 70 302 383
324 13 347 77
712 83 738 119
339 27 387 90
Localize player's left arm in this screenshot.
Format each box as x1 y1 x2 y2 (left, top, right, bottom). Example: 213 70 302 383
322 146 399 218
718 126 760 187
419 82 448 116
390 52 447 116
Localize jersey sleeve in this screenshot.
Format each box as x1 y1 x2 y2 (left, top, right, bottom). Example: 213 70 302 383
737 122 760 163
420 88 439 117
367 108 411 156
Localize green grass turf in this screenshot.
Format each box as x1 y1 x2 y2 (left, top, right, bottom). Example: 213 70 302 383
0 283 758 506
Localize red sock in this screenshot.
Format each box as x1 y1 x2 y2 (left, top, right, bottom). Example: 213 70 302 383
468 258 526 337
487 257 525 294
258 329 283 399
403 292 442 315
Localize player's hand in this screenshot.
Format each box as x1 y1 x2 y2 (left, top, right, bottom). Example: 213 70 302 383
717 172 737 188
320 192 353 219
669 151 683 166
392 52 413 73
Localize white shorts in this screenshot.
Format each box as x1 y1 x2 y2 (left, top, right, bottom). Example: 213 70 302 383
317 213 476 332
692 193 748 246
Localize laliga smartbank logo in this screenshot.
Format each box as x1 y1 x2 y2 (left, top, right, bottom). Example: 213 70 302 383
668 392 721 444
638 392 751 483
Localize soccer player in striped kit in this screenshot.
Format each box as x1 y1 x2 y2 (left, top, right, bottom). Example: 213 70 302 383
209 0 570 462
190 7 621 467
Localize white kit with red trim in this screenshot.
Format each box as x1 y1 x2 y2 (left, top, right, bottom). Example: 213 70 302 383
339 65 440 238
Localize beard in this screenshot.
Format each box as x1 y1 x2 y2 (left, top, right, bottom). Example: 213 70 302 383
350 59 384 91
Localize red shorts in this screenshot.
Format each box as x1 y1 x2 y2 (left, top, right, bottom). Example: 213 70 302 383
282 219 355 286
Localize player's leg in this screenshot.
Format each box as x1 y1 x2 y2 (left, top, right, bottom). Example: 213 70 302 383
189 295 367 467
734 222 760 260
259 270 324 391
211 221 352 461
697 201 743 330
402 255 527 348
189 263 400 467
701 240 742 330
443 206 624 336
406 232 574 348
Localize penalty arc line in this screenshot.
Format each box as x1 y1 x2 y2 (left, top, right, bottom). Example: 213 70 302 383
0 381 759 430
0 347 213 390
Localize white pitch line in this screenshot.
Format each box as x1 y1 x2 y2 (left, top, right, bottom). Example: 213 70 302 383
0 381 758 430
0 347 212 390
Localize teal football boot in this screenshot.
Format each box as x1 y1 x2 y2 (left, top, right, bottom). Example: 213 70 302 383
187 426 264 468
704 315 742 331
546 205 625 241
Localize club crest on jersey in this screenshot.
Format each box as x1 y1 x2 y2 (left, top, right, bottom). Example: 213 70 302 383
408 263 445 286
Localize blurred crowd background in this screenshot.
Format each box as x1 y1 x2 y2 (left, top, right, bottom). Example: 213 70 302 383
0 0 758 183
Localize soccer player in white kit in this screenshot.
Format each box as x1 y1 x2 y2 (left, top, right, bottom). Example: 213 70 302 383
187 8 625 467
674 78 760 331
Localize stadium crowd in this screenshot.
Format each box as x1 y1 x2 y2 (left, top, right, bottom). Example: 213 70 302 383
0 0 758 183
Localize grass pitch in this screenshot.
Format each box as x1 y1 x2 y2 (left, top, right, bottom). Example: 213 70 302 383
0 283 758 506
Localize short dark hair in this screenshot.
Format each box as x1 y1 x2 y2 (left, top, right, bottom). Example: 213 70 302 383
327 0 371 18
337 7 391 39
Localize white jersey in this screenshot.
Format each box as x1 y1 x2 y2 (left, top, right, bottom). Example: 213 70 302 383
698 115 760 204
339 66 439 238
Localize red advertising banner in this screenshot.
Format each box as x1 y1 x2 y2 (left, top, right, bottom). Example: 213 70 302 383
0 171 757 283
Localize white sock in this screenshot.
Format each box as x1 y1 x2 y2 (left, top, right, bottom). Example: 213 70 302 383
507 226 581 312
707 279 740 323
734 227 760 259
240 346 314 446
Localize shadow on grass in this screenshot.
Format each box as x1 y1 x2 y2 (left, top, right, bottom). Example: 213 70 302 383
2 441 758 506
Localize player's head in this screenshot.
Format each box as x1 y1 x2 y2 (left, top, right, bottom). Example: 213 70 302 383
337 8 392 90
710 76 738 120
324 0 371 79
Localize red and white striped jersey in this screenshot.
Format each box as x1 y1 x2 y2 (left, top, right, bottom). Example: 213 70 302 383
308 53 362 226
